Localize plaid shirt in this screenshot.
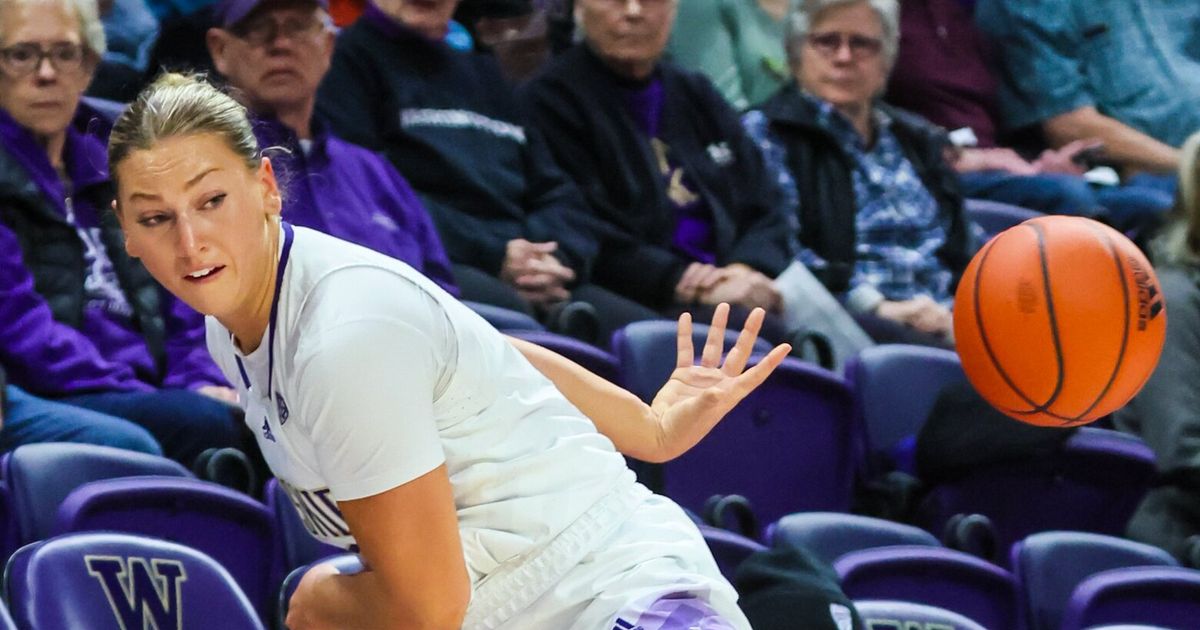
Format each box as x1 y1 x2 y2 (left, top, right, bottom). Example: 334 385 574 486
744 93 955 312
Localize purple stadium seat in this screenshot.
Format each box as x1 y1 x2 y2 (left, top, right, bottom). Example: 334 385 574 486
265 478 343 577
834 545 1021 630
52 476 278 622
697 524 766 580
854 600 987 630
766 512 940 566
463 300 544 331
1012 531 1179 630
965 198 1042 240
1 443 190 547
506 329 621 383
844 344 965 473
1059 566 1200 630
278 553 364 626
919 428 1158 556
4 531 264 630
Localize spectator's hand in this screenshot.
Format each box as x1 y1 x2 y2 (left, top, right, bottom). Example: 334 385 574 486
647 304 791 461
697 265 783 312
197 385 239 405
876 296 953 337
953 148 1038 175
674 262 727 303
1032 139 1104 175
501 239 575 306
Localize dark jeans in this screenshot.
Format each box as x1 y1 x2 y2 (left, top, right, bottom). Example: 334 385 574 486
58 389 245 466
0 385 161 455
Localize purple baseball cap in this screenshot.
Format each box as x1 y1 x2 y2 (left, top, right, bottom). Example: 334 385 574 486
213 0 329 28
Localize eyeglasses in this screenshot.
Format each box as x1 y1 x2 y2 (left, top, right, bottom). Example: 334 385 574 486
806 31 884 60
0 42 88 78
230 16 326 47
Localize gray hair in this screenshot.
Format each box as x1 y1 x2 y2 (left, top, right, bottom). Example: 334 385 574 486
1151 130 1200 267
785 0 899 70
109 73 261 188
0 0 106 58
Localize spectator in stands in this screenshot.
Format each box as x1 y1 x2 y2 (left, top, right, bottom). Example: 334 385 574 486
742 0 971 346
887 0 1173 234
0 0 245 464
976 0 1199 179
315 0 661 343
206 0 460 296
666 0 791 111
0 363 160 454
524 0 843 351
90 0 159 101
1114 130 1200 562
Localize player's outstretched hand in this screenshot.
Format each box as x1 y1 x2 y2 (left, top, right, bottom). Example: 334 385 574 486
647 303 790 462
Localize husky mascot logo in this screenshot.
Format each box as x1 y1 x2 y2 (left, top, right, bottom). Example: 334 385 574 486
85 555 187 630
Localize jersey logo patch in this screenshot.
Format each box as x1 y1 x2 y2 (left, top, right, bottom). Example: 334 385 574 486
275 393 289 424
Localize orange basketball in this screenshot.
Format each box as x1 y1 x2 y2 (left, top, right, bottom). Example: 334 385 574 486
953 215 1167 427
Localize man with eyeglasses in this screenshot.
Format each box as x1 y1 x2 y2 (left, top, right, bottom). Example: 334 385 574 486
0 0 249 463
206 0 461 298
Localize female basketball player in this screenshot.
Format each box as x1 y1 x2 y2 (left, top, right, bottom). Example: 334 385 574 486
108 74 790 630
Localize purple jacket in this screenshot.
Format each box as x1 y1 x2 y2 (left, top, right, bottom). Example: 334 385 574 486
0 109 227 396
254 116 459 295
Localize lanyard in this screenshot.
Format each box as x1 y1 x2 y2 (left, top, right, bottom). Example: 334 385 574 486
235 221 295 399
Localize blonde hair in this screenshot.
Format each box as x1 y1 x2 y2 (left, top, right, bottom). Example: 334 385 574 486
0 0 106 58
1151 130 1200 267
108 72 261 187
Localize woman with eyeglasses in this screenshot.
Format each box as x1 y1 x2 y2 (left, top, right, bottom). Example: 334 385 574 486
0 0 250 465
742 0 973 347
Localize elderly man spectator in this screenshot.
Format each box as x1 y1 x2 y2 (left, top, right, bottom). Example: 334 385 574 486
206 0 459 296
976 0 1199 177
742 0 972 346
0 0 246 464
315 0 660 342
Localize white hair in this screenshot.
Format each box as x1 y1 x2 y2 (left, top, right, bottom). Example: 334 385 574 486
0 0 107 58
785 0 899 70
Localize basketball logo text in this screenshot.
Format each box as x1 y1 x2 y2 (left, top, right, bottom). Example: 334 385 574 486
85 555 187 630
1128 257 1164 331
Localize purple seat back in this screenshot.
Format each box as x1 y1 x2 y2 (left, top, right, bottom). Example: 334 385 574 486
1 443 190 545
854 600 987 630
965 199 1042 240
697 525 766 580
278 553 364 626
265 478 343 575
4 531 264 630
920 428 1157 556
834 545 1020 630
1059 566 1200 630
507 329 620 383
1012 531 1178 630
663 356 856 527
767 512 940 566
845 344 964 473
463 300 544 331
53 476 277 622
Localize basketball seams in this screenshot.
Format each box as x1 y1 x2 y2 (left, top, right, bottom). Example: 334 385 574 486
1068 226 1133 423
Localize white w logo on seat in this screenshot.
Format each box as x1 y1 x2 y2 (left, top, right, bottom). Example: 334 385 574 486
85 555 188 630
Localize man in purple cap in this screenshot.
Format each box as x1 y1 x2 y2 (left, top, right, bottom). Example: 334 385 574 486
205 0 461 296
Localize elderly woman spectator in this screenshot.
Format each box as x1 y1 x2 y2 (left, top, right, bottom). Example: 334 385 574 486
0 0 246 464
1114 130 1200 563
742 0 971 346
522 0 876 358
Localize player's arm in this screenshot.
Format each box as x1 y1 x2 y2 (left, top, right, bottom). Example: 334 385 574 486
509 304 790 463
285 465 469 630
1043 106 1180 174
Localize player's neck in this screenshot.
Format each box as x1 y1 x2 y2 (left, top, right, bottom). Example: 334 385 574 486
227 219 282 354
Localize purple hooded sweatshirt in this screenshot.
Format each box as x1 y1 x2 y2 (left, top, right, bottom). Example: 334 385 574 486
253 116 459 295
0 109 227 396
